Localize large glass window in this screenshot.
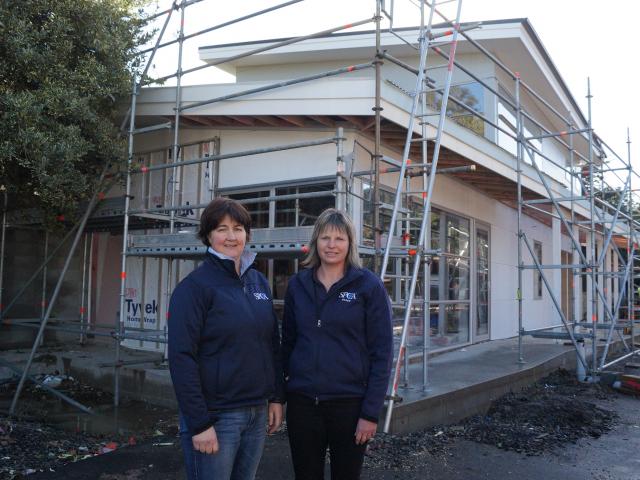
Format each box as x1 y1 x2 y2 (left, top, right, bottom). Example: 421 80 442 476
446 214 470 256
274 186 296 227
476 227 489 337
427 81 485 136
275 183 334 227
533 240 543 299
299 184 334 226
400 207 473 350
407 199 440 250
228 190 270 228
362 184 395 244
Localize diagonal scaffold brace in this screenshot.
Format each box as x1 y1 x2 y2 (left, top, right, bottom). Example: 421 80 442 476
9 164 111 416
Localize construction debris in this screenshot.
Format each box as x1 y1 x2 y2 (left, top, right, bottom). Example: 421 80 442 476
0 374 178 479
365 369 618 470
0 415 104 479
460 369 617 455
611 374 640 395
365 428 454 471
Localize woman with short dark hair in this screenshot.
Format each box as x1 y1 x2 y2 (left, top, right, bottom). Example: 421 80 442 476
282 208 393 479
168 197 284 480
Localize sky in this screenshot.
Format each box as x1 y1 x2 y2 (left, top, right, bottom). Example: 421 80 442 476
142 0 639 180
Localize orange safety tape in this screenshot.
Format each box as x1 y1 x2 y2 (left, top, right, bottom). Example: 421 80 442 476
447 40 457 71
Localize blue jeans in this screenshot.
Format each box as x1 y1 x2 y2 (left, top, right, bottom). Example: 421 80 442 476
179 405 267 480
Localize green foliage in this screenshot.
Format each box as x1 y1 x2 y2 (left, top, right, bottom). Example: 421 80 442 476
0 0 150 219
595 185 640 218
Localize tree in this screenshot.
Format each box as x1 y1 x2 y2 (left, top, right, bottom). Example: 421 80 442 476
0 0 150 220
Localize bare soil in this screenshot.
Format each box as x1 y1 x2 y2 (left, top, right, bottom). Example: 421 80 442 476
1 368 636 479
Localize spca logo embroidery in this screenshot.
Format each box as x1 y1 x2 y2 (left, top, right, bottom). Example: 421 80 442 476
253 292 269 301
339 292 357 302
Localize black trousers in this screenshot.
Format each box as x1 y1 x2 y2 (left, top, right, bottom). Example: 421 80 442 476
286 393 367 480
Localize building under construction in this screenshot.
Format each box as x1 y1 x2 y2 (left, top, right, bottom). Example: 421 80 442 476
2 0 638 432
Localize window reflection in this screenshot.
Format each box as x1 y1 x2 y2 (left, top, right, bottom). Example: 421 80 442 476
427 82 485 136
476 228 489 336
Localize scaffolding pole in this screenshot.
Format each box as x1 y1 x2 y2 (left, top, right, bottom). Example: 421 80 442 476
374 0 383 271
9 165 109 415
628 130 636 356
382 0 464 434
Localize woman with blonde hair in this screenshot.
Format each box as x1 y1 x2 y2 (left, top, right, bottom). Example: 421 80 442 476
282 208 393 479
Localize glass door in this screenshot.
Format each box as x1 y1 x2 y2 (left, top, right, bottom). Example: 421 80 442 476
474 224 490 341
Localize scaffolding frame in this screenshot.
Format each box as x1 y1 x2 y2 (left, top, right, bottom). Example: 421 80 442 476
1 0 637 432
366 0 639 429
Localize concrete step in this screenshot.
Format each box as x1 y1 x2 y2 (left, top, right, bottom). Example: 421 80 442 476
530 331 592 340
574 322 627 330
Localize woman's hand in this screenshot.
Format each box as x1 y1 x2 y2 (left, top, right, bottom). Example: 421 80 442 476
267 402 283 434
354 418 377 445
192 426 219 454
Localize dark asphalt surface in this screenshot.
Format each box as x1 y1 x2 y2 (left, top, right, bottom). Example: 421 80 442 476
26 392 640 480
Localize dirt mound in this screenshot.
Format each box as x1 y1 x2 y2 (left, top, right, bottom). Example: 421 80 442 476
364 368 618 469
461 369 617 455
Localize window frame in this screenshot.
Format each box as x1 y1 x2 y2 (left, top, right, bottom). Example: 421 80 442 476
533 240 543 300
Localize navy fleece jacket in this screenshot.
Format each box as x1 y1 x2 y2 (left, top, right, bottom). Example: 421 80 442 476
282 266 393 422
168 252 284 435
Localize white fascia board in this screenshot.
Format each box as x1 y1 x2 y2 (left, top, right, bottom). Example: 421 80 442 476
198 21 525 69
517 32 586 131
135 77 375 116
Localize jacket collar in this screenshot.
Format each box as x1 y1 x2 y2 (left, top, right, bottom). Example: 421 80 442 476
206 247 256 278
298 264 364 299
